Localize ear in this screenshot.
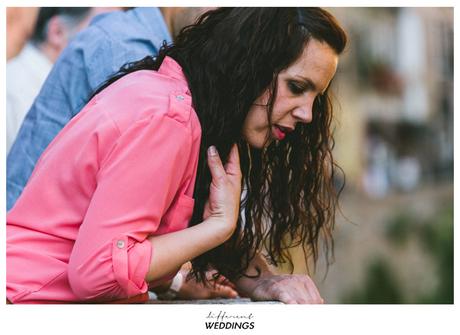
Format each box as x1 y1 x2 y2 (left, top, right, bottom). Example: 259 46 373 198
46 16 67 51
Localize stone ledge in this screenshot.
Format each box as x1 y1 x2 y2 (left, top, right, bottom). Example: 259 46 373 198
146 297 282 304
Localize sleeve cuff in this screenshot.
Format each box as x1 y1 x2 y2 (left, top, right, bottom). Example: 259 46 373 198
112 236 152 297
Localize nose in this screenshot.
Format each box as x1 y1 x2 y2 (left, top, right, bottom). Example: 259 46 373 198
291 97 313 124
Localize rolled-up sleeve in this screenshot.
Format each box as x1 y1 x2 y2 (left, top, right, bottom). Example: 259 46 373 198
68 113 192 301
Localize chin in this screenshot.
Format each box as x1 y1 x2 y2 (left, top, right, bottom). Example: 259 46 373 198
243 129 272 149
247 137 272 149
252 143 265 149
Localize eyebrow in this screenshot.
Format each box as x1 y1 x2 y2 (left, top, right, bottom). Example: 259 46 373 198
294 75 327 95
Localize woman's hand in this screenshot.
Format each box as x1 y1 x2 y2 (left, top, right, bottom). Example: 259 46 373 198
203 144 242 239
177 267 238 300
144 145 241 282
248 274 324 304
234 253 324 304
237 272 324 304
149 263 238 300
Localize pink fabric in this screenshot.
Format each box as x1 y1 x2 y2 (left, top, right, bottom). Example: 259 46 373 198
6 57 202 303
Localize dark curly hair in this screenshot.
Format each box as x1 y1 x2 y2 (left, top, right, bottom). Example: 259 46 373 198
92 8 347 283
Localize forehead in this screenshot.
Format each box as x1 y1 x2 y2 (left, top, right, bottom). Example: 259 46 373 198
282 39 339 92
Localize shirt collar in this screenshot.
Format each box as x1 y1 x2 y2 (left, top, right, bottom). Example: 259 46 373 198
158 56 190 94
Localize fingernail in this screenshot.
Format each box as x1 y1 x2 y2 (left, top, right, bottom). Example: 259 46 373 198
208 146 217 156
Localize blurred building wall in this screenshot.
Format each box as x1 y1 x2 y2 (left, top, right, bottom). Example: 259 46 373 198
330 7 453 197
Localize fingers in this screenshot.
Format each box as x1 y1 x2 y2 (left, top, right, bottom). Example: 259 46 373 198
209 272 237 290
203 271 238 298
251 274 323 304
207 146 226 183
208 144 241 188
209 284 238 299
216 276 237 290
278 291 297 304
303 276 323 304
224 144 241 177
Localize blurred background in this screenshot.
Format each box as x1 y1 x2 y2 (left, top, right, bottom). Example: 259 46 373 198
6 7 454 304
6 7 121 152
285 7 453 304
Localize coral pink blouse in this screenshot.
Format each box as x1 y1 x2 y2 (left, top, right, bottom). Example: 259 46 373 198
7 57 202 303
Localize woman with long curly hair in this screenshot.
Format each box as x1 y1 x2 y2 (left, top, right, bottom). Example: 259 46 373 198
7 8 347 304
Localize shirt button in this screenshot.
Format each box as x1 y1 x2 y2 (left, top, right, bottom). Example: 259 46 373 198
176 95 184 101
116 240 125 249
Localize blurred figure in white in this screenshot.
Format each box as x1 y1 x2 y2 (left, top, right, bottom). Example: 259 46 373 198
6 7 119 153
363 135 391 198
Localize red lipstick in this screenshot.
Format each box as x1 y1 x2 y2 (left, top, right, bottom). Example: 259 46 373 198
273 125 286 140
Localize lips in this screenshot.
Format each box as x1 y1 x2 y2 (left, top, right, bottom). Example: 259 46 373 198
273 124 294 140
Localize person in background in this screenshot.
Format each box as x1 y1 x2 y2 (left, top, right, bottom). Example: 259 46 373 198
6 7 39 60
6 6 236 302
6 7 118 153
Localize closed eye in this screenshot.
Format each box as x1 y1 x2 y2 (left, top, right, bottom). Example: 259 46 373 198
287 81 307 95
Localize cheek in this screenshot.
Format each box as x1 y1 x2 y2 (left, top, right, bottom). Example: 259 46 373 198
271 94 292 122
245 90 272 129
244 105 268 132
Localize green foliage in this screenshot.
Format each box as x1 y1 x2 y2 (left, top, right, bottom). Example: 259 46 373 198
341 205 453 304
385 213 413 247
341 258 403 304
416 206 453 304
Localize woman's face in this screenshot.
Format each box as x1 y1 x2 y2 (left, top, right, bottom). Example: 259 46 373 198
242 39 339 148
